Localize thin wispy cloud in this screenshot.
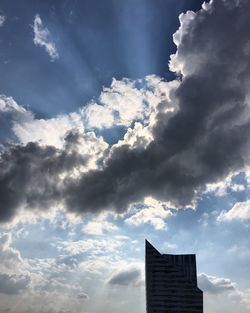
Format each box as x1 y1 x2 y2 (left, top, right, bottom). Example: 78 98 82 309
33 14 59 61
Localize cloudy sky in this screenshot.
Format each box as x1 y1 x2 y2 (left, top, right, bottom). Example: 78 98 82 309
0 0 250 312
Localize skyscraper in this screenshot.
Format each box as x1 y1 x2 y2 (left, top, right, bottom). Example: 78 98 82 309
145 240 203 313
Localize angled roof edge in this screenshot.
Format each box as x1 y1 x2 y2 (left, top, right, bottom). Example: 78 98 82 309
145 239 161 255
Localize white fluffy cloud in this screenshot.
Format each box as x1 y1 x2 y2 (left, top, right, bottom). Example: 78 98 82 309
33 14 59 61
0 96 108 175
217 200 250 222
82 75 177 130
198 273 250 312
0 95 31 140
0 233 31 296
205 171 246 197
125 197 173 230
13 113 84 148
198 273 236 294
82 216 118 235
1 75 175 151
0 96 27 114
82 78 145 129
0 96 83 149
0 233 24 274
169 2 213 76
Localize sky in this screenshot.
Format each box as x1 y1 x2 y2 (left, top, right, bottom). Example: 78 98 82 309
0 0 250 312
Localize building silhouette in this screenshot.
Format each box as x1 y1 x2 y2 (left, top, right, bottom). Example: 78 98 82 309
145 240 203 313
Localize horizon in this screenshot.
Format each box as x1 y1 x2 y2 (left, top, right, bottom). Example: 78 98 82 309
1 1 250 313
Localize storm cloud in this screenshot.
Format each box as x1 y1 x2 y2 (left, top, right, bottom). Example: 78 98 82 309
1 0 250 221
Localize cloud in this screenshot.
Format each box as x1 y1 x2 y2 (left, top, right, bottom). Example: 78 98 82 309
0 96 33 146
0 228 131 313
125 197 173 230
198 273 250 312
0 76 171 222
82 76 173 129
0 137 87 222
56 256 79 270
13 113 84 149
0 273 30 294
33 14 59 61
198 273 236 294
1 0 250 222
8 75 171 147
0 233 24 273
0 95 87 150
62 0 250 215
0 14 5 27
79 258 110 275
0 233 31 295
1 75 168 148
60 238 123 256
107 264 143 287
82 216 118 235
205 171 246 197
217 200 250 221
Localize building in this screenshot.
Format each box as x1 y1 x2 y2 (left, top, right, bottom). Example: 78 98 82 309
145 240 203 313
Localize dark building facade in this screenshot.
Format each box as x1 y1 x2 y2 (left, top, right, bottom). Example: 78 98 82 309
145 240 203 313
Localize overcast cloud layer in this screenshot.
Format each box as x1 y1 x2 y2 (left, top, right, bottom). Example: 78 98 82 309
1 0 250 222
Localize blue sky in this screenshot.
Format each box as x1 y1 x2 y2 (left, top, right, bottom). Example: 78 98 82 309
1 1 250 313
0 0 203 115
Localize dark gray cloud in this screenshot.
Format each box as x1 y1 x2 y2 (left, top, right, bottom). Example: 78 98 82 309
198 273 235 294
0 273 30 294
0 134 87 222
107 267 142 286
1 0 250 221
64 0 250 213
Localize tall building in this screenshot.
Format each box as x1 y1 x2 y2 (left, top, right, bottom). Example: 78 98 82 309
145 240 203 313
